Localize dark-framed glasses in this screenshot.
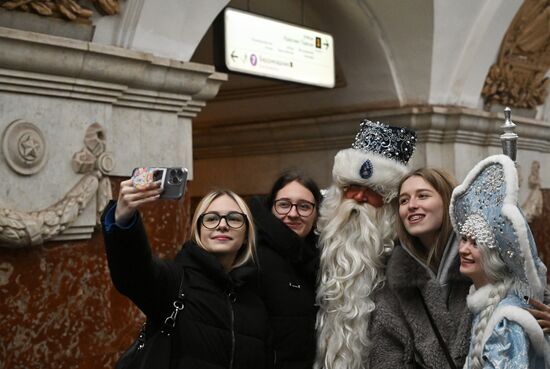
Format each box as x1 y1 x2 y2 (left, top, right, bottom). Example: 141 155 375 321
273 199 315 217
199 211 247 229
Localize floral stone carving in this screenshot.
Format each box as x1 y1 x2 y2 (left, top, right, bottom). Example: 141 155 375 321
0 0 122 23
481 0 550 110
0 122 115 248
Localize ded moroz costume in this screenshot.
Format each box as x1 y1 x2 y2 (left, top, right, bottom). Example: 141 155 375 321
315 119 416 369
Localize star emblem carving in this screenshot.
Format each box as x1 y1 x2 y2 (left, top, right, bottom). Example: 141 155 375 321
18 133 41 161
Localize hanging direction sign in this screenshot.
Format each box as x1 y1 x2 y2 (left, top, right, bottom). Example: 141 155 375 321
216 8 335 88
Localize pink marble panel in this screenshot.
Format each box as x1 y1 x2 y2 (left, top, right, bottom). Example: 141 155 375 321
0 176 190 368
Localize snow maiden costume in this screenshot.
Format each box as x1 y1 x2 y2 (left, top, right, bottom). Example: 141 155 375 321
449 154 550 369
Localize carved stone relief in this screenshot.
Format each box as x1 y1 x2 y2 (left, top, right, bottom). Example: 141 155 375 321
0 122 114 248
72 122 114 224
481 0 550 110
522 160 544 222
2 120 48 175
0 0 122 22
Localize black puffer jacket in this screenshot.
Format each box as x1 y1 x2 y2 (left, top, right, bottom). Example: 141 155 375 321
102 202 270 369
250 197 318 369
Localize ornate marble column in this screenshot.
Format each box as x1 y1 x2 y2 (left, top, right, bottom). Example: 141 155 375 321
0 25 226 246
0 6 227 368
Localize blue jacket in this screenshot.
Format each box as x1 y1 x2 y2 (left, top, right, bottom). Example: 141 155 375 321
464 286 547 369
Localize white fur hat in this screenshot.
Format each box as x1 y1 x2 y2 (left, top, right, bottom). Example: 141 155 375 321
332 120 417 201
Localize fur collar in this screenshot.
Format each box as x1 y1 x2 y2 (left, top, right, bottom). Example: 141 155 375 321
467 285 549 359
387 245 430 289
466 283 495 314
483 302 547 356
386 243 468 290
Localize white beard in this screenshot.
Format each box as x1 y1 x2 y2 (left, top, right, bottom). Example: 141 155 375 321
314 185 396 369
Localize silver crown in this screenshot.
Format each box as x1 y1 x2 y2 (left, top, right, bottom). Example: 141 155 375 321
351 120 416 165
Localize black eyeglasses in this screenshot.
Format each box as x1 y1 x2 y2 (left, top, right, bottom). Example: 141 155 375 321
199 212 247 229
273 199 315 217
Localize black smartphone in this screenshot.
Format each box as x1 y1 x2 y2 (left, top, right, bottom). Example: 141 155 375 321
132 167 188 200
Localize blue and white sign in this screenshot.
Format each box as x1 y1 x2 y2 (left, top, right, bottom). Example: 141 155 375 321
222 8 335 88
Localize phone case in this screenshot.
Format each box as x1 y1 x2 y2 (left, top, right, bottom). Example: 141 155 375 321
131 167 166 190
131 167 187 200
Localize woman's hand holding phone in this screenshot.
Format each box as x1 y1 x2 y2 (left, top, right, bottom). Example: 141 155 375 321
115 178 162 225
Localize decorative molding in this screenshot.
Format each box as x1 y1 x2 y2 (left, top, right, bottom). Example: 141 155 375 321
2 119 48 175
0 68 222 115
193 106 550 159
71 122 114 175
0 27 227 115
481 0 550 110
0 67 211 114
0 122 114 248
0 174 99 247
0 0 122 22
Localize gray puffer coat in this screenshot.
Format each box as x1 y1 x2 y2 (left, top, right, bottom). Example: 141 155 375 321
367 235 472 369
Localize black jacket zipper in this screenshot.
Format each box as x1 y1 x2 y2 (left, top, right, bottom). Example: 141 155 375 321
227 291 236 369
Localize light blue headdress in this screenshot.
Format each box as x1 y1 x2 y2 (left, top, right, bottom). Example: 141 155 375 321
449 154 546 299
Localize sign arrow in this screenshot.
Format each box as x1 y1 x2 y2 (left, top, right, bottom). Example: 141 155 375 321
323 41 329 50
231 50 238 61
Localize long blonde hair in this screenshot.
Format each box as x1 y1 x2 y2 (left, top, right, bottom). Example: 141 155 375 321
190 189 256 269
466 236 511 369
396 168 457 271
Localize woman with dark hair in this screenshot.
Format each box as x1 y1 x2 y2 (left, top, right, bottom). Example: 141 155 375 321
249 170 322 369
102 180 271 369
366 167 473 368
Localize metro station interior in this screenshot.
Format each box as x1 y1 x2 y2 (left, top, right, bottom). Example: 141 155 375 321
0 0 549 367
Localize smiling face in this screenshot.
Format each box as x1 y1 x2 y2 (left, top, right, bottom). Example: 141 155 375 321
458 236 490 288
398 176 444 249
199 194 247 270
272 180 317 238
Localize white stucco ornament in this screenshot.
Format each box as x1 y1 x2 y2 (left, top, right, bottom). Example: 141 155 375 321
2 120 48 176
0 122 114 248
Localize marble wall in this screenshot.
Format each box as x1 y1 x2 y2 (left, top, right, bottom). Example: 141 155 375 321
0 177 190 369
0 21 222 368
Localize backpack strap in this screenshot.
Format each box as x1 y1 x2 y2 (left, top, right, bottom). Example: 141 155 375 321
417 287 457 369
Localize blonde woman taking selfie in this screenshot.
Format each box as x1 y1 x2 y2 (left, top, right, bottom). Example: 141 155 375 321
101 179 271 369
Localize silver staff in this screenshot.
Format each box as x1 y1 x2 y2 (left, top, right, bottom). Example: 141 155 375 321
500 107 518 161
